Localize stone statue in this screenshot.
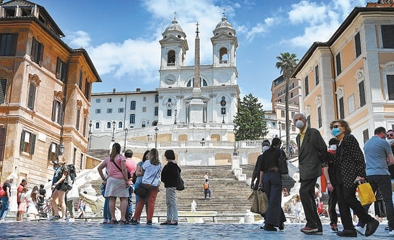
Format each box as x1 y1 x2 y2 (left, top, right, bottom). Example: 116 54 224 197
191 200 197 211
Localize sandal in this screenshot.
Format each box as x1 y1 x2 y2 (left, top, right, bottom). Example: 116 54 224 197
119 220 127 225
110 219 118 224
169 221 178 225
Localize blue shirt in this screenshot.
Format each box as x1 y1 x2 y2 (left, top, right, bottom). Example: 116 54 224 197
364 135 392 176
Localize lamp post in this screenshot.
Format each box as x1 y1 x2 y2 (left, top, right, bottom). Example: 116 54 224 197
174 109 177 124
233 126 238 156
111 121 116 142
220 97 226 124
154 127 159 148
88 120 92 150
278 121 281 139
123 128 128 152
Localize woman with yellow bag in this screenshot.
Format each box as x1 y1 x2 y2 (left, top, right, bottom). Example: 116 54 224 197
329 120 379 237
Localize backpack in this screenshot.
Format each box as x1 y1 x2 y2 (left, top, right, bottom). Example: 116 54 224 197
63 165 74 191
68 164 77 181
203 183 209 190
0 184 5 198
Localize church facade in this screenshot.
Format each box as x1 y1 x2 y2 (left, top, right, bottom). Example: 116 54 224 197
89 16 259 166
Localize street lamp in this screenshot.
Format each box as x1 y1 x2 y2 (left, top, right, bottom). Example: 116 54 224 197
174 109 177 124
123 128 128 152
233 126 238 155
200 138 205 146
154 127 159 148
220 97 226 124
88 120 92 150
278 121 281 139
111 121 116 142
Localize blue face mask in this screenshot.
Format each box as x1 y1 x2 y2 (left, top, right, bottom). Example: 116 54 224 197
331 128 341 137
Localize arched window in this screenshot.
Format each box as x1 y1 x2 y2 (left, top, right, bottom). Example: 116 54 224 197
95 122 100 129
220 47 228 64
167 50 175 66
187 78 208 87
106 122 111 128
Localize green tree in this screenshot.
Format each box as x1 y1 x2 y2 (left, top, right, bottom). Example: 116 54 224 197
276 52 298 152
233 94 268 140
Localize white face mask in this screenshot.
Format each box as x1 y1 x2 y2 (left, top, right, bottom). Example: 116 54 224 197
295 120 305 129
329 145 337 151
262 146 269 152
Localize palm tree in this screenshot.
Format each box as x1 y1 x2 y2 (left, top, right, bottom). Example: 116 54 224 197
275 52 298 153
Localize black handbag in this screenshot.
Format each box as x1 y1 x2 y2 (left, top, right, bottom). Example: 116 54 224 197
134 184 150 198
176 167 185 191
279 149 289 174
134 167 161 198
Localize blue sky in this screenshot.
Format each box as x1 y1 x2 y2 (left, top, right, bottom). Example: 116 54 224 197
34 0 367 110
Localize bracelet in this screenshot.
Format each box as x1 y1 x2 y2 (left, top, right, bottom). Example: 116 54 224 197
327 181 331 184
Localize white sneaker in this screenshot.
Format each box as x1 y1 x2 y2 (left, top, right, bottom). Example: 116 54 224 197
67 218 75 222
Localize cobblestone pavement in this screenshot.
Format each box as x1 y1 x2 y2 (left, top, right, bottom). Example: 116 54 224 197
0 221 390 239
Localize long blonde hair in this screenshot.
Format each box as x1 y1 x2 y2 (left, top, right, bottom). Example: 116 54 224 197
110 143 121 162
149 148 160 165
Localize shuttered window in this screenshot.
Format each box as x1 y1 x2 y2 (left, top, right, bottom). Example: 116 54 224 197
0 127 6 161
27 84 36 110
382 25 394 49
31 37 44 65
0 79 7 104
20 130 36 154
0 33 17 56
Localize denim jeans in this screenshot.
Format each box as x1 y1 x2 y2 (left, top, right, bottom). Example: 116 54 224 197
165 187 178 221
126 186 133 221
103 197 111 220
263 171 286 226
0 196 9 220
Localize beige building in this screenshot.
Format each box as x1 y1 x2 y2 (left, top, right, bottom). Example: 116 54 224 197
270 75 302 145
0 1 100 185
292 1 394 146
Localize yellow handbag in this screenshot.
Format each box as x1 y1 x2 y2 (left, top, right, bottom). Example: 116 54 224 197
357 182 376 206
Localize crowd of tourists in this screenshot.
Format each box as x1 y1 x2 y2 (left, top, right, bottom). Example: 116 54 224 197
253 112 394 237
0 156 84 222
97 143 182 225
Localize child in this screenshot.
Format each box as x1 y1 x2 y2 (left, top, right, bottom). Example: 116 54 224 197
17 187 28 221
27 188 39 219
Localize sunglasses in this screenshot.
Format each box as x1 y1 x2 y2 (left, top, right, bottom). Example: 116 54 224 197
332 125 341 128
388 133 394 137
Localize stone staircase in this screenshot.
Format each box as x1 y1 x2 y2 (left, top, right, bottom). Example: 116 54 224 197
87 164 257 219
153 165 254 215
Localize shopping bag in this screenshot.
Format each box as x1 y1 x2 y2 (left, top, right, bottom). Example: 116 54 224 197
358 182 376 206
249 190 268 215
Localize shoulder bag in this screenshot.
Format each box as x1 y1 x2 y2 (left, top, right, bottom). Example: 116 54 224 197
176 166 185 191
278 149 289 174
134 166 161 199
113 159 132 179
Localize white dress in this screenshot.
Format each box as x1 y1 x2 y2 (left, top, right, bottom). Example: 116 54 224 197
26 196 38 214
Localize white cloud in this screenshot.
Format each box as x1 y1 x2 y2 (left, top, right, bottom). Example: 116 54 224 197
284 0 364 48
288 1 328 25
64 31 91 48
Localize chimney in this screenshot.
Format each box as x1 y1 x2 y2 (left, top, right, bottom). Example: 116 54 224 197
136 88 141 92
113 88 116 93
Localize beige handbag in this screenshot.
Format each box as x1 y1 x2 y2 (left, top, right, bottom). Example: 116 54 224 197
249 190 268 215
